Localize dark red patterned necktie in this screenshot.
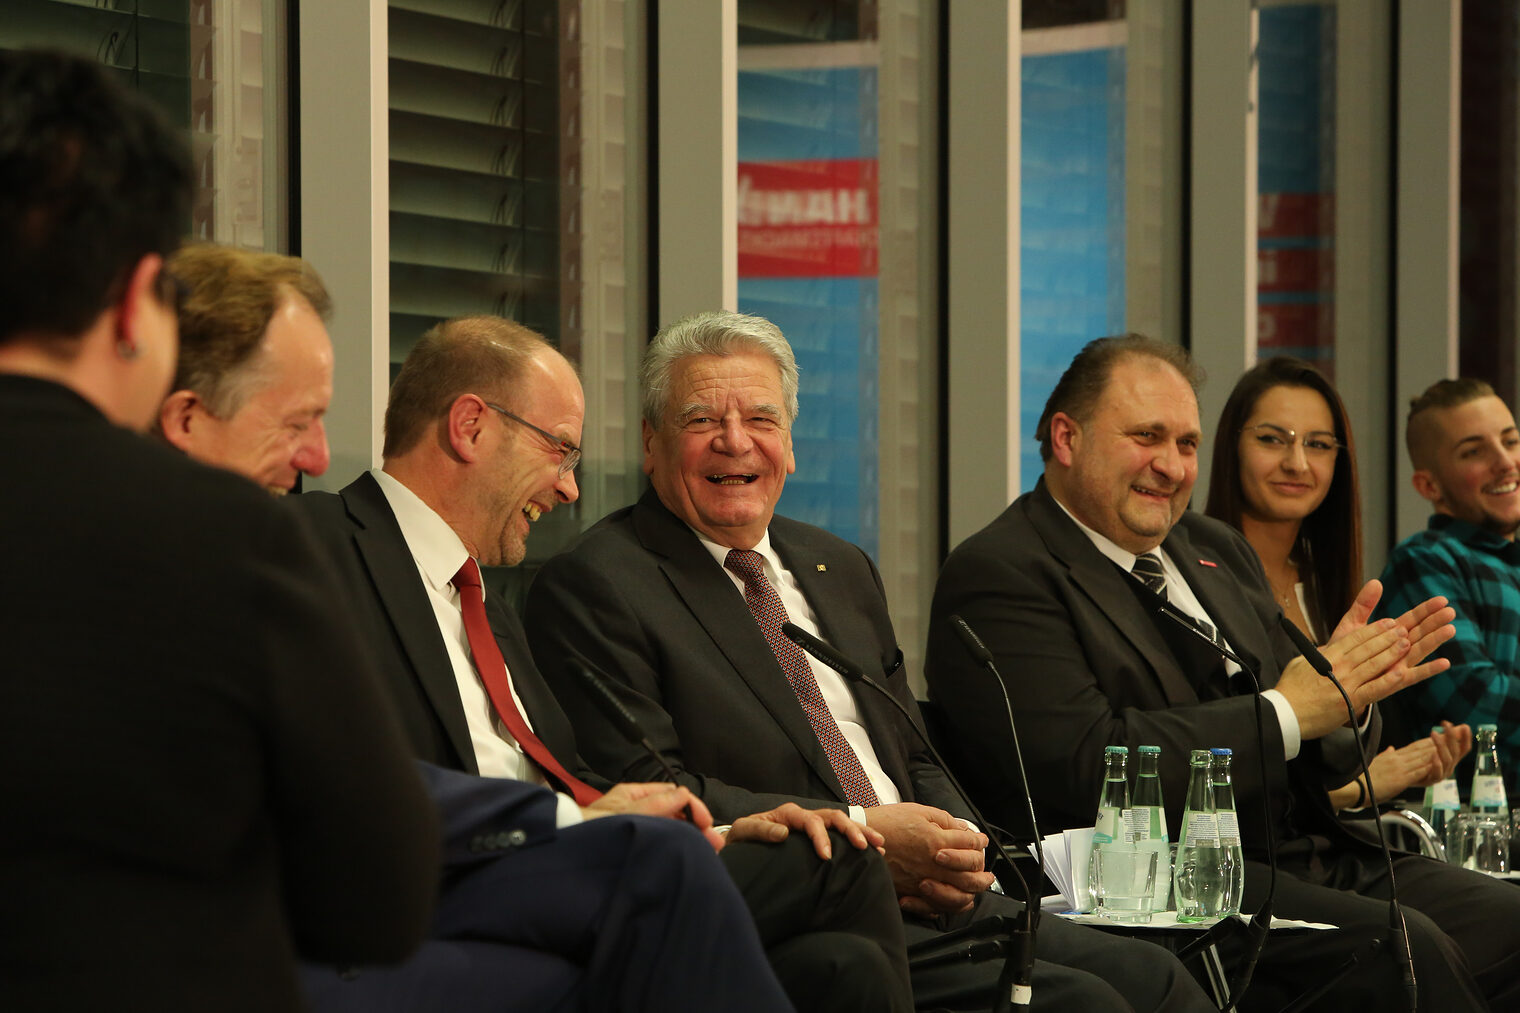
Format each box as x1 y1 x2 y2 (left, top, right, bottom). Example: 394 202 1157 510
724 548 879 808
453 559 601 805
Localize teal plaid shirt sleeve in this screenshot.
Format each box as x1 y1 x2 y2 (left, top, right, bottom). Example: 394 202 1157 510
1376 523 1520 769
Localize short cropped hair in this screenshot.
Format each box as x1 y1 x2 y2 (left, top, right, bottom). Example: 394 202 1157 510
1035 334 1202 462
1405 378 1498 470
383 315 555 458
640 310 800 428
0 50 191 344
168 244 332 418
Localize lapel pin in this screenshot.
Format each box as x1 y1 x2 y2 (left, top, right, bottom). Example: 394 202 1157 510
1198 559 1218 568
816 564 827 572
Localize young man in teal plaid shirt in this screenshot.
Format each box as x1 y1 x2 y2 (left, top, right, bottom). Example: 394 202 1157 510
1379 378 1520 791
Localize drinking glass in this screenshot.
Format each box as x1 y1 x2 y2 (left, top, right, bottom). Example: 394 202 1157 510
1091 846 1158 924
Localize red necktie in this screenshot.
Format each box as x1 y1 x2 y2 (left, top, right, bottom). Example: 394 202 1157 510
724 548 880 808
452 559 602 805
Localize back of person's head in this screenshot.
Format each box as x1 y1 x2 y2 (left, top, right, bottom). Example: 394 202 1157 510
1034 333 1202 463
0 50 191 344
383 315 554 459
1205 355 1362 627
167 244 332 417
1406 378 1498 469
640 310 800 428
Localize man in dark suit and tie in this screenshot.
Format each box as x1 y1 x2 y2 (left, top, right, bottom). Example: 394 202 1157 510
290 314 912 1012
925 334 1520 1010
525 309 1216 1012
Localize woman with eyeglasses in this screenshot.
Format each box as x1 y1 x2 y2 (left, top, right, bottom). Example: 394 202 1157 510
1205 356 1470 812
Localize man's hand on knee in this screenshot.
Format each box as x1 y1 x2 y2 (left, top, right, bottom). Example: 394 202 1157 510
725 802 884 859
865 802 993 916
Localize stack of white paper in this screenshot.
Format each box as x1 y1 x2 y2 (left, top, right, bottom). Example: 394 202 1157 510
1028 827 1094 912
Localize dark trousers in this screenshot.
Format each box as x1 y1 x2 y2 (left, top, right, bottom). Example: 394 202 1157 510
905 890 1219 1012
304 818 913 1013
1234 849 1520 1012
303 814 794 1012
723 830 912 1013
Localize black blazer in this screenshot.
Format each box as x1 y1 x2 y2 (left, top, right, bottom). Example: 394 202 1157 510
295 472 607 788
925 478 1377 858
523 488 958 824
0 377 438 1012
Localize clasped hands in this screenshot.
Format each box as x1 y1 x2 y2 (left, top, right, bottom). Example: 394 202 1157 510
865 802 993 918
1335 720 1474 810
1277 579 1457 741
583 783 884 859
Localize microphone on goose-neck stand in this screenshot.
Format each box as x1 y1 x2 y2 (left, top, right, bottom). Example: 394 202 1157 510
565 657 697 824
779 621 1036 1011
1142 592 1276 1011
944 616 1047 898
1274 613 1417 1013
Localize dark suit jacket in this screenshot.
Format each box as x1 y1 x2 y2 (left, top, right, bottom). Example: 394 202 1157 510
523 488 959 824
295 474 914 1013
0 377 438 1012
925 479 1377 859
294 472 607 789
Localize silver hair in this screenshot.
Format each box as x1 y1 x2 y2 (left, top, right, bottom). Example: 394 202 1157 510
639 310 801 428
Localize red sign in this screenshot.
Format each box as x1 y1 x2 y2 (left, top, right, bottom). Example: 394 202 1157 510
1258 247 1333 293
1258 192 1333 238
738 158 879 278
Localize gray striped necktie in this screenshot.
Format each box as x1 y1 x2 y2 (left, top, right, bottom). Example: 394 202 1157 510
1132 551 1167 597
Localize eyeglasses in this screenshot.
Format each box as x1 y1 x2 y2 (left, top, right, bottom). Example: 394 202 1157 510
484 401 581 476
1241 423 1343 458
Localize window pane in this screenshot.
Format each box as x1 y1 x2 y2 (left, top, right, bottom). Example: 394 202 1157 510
1 0 287 251
1020 17 1127 492
1256 2 1336 375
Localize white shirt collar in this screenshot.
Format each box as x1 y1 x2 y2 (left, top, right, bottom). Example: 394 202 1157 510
693 526 779 577
1048 488 1160 572
372 468 473 595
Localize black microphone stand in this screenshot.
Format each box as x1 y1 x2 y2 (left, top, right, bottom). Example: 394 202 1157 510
1275 615 1418 1013
1148 597 1276 1012
780 621 1036 1011
565 658 697 823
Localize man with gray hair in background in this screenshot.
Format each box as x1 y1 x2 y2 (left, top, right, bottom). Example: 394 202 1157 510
527 310 1216 1012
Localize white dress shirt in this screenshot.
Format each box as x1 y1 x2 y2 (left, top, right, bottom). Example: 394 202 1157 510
372 469 582 826
1051 497 1305 760
697 529 903 823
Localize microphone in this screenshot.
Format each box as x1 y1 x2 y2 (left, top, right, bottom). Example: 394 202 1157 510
565 658 694 822
779 621 1036 1010
946 616 1046 912
1140 590 1275 1011
1275 612 1418 1012
1276 612 1337 679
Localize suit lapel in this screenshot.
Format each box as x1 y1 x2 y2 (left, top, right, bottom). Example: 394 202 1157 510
1028 483 1199 704
342 474 479 774
1169 530 1269 689
633 493 848 799
778 524 914 798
